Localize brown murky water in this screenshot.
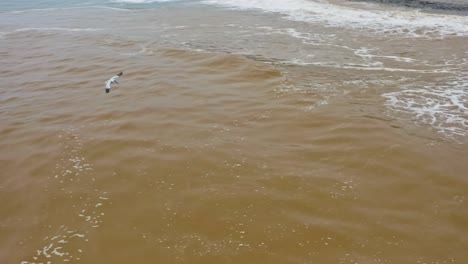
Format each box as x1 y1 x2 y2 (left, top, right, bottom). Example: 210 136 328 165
1 3 467 264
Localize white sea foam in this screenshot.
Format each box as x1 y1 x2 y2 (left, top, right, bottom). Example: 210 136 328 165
6 7 69 14
22 227 87 264
202 0 468 37
15 27 103 33
4 6 131 14
278 60 449 73
383 74 468 139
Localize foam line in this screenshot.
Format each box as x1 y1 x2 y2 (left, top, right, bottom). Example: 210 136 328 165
14 27 104 33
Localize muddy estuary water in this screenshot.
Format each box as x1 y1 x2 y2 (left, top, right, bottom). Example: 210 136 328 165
0 0 467 263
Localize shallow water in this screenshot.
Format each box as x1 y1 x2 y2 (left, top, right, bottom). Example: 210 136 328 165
1 1 467 263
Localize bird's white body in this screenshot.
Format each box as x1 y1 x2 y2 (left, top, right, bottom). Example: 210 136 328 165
105 73 123 94
105 75 120 89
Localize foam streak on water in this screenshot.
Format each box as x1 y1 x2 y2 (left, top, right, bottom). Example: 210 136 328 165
18 127 110 263
383 72 468 139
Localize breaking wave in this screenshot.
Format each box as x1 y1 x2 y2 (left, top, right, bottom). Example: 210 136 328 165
202 0 468 37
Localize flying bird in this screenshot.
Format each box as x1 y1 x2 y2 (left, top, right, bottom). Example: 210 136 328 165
105 72 123 93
